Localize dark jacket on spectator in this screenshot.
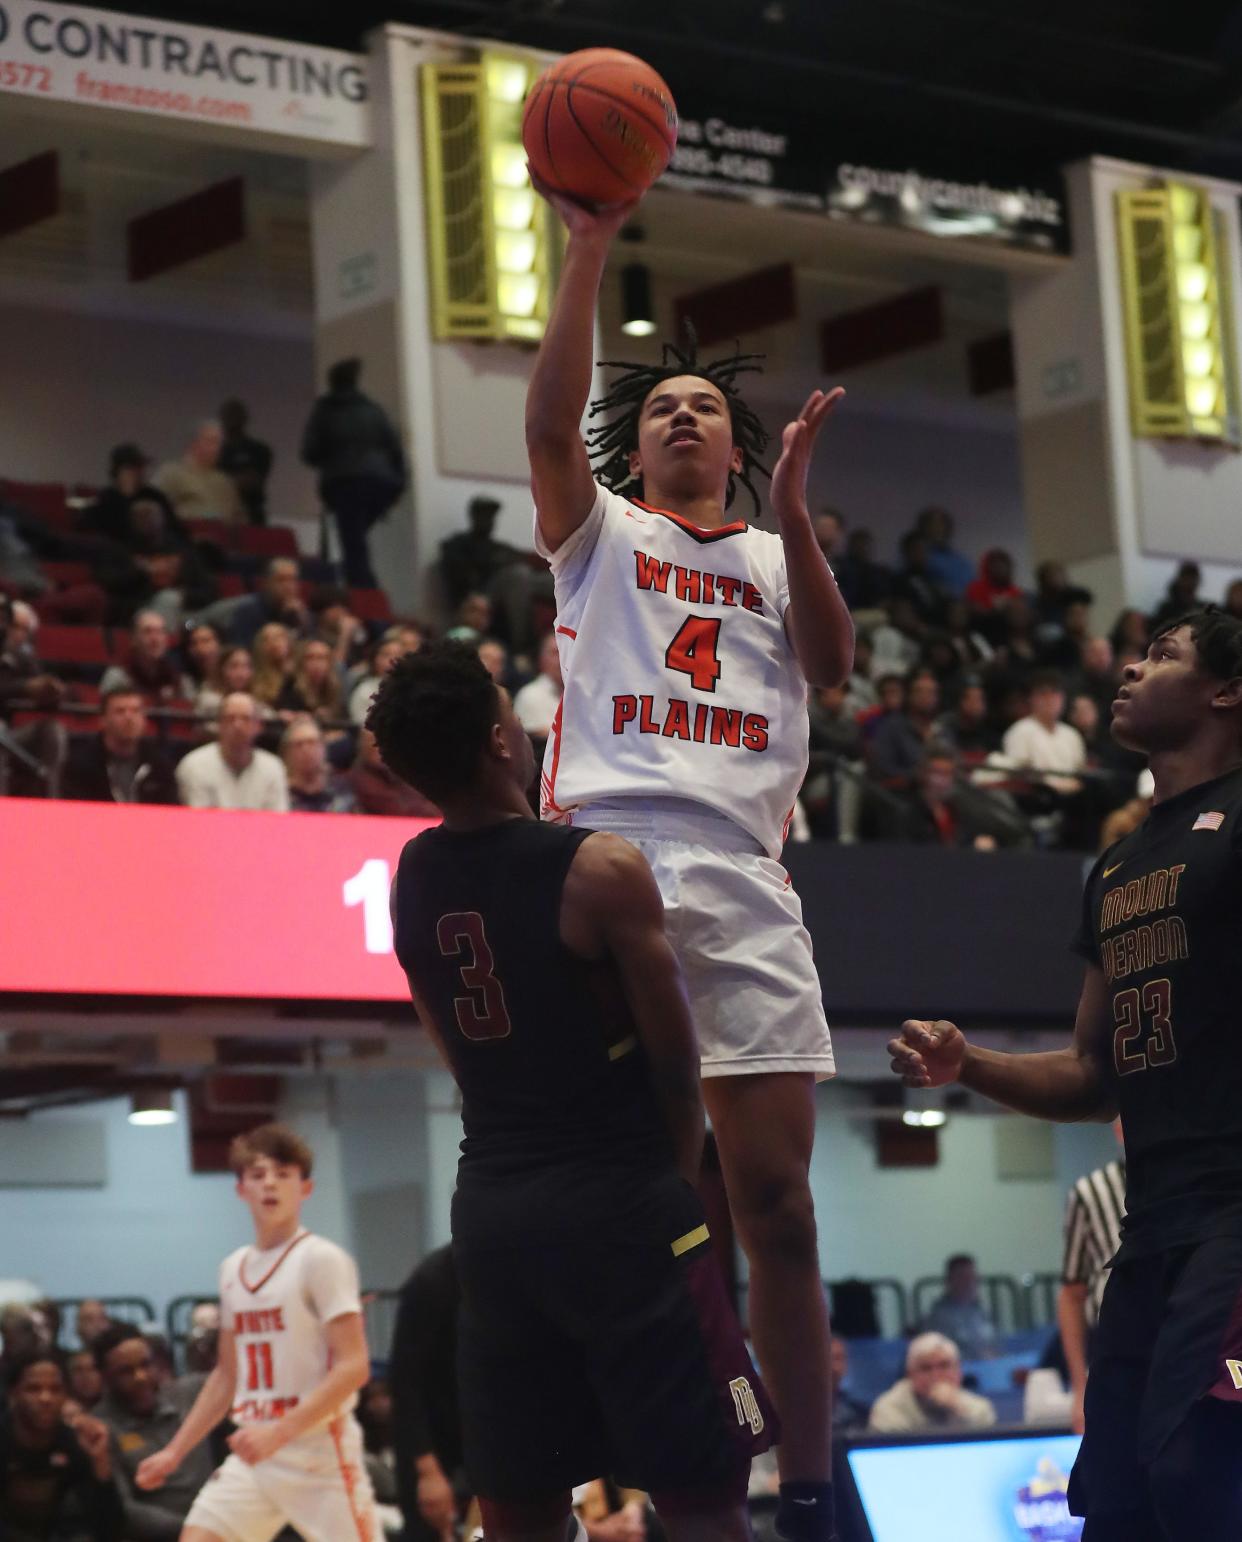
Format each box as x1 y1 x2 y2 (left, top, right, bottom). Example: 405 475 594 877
868 712 944 786
870 783 1028 847
78 487 189 549
348 762 438 819
97 1379 215 1541
391 1246 462 1539
0 1415 124 1542
63 734 180 805
300 389 406 495
228 594 312 649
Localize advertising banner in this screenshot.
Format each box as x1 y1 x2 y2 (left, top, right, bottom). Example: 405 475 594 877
0 0 369 146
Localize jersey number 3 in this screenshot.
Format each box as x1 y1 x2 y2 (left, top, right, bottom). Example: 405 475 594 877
665 616 722 693
436 912 513 1041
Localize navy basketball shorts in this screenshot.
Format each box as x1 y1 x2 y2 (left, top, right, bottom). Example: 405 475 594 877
1069 1234 1242 1518
452 1174 777 1507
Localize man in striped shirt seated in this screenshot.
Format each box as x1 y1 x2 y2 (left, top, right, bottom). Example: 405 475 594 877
1059 1122 1126 1435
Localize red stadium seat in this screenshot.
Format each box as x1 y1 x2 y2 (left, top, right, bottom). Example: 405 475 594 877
36 625 110 666
0 479 72 529
348 587 393 622
233 526 298 558
42 560 93 589
216 574 247 598
185 519 231 544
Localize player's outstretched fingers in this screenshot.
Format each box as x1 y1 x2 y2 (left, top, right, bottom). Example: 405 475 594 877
886 1037 929 1087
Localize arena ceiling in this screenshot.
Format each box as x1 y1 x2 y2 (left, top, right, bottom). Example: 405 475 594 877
90 0 1242 184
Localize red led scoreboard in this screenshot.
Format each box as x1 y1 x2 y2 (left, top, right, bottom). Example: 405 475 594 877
0 801 435 999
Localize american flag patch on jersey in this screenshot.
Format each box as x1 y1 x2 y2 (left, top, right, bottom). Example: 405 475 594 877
1193 811 1226 831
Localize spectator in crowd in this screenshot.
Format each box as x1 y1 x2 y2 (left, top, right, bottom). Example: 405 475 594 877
869 747 1025 849
812 507 846 567
1100 768 1155 848
63 687 180 806
94 1323 216 1542
0 1307 41 1384
348 728 437 818
93 493 216 631
830 1336 871 1432
919 630 969 695
1074 635 1120 719
868 1333 997 1434
477 638 510 688
66 1350 103 1413
512 633 563 738
803 682 864 840
437 496 522 610
965 547 1023 621
842 632 879 717
868 668 944 788
916 506 975 598
938 678 998 760
228 558 311 649
869 597 923 678
309 586 368 671
858 672 907 744
250 622 295 715
280 638 345 726
940 598 994 673
1150 559 1201 629
1001 672 1086 793
1033 560 1093 640
988 593 1042 680
217 398 273 526
175 693 288 811
99 611 187 705
77 443 156 545
1058 1122 1126 1435
1109 606 1150 659
194 645 255 727
139 1334 175 1390
152 421 242 525
892 530 948 627
301 357 406 588
1040 597 1093 672
391 622 427 657
1224 577 1242 621
356 1377 403 1537
445 593 494 645
349 637 404 725
0 592 67 798
0 1351 122 1541
390 1244 463 1542
75 1303 111 1349
281 716 356 813
833 527 891 612
923 1254 999 1359
182 624 222 698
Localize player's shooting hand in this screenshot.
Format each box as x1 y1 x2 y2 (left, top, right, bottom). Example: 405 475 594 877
417 1465 457 1529
228 1424 285 1465
527 167 641 243
769 388 846 528
887 1019 967 1088
135 1447 179 1490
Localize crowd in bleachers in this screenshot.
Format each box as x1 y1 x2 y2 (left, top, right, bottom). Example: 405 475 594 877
3 415 1235 846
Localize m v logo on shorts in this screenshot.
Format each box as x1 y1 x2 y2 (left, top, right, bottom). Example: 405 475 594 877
1226 1358 1242 1390
729 1375 765 1434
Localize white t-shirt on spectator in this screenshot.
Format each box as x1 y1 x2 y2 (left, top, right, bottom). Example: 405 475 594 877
512 674 562 736
176 743 290 811
1001 716 1086 774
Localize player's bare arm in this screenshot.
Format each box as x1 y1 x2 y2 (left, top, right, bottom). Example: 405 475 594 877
562 831 705 1182
770 388 855 687
228 1311 370 1465
526 177 638 551
887 963 1118 1123
135 1322 238 1489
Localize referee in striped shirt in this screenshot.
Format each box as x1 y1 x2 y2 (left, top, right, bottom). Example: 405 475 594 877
1057 1120 1126 1433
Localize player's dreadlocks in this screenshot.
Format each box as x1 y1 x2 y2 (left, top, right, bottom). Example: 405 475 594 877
586 324 771 513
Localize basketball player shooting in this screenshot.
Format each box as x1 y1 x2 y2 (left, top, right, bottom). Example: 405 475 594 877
889 607 1242 1542
134 1124 379 1542
527 178 854 1542
369 642 776 1542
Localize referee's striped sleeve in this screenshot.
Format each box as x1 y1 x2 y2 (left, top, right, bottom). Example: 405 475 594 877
1061 1186 1091 1284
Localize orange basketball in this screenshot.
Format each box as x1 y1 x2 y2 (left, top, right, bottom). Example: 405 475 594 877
522 48 678 207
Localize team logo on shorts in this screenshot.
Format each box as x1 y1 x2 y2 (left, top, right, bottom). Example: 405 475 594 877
1226 1358 1242 1390
728 1376 764 1435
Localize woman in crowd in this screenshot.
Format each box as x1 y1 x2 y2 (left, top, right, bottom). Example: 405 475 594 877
182 623 222 697
1109 606 1150 658
282 638 345 727
348 636 403 725
280 716 356 813
250 622 296 715
194 644 259 726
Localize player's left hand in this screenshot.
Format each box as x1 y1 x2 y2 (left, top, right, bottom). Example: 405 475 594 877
228 1424 285 1465
769 387 845 527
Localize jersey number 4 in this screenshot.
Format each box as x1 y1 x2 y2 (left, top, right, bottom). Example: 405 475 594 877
665 616 722 693
436 912 513 1041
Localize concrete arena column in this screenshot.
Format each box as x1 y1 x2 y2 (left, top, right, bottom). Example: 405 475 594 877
1009 157 1242 624
309 24 593 620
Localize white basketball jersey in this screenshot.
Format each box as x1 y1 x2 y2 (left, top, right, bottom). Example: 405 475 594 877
220 1230 362 1431
535 482 809 857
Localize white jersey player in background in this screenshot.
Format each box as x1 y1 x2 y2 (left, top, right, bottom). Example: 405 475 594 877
527 174 854 1542
135 1123 377 1542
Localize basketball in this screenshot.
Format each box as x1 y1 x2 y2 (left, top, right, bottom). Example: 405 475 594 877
522 48 678 208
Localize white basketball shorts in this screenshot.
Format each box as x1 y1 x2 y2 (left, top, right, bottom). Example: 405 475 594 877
573 799 835 1080
183 1415 378 1542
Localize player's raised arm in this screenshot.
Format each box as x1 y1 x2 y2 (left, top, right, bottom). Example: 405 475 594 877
887 963 1118 1123
564 832 705 1182
525 182 638 552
